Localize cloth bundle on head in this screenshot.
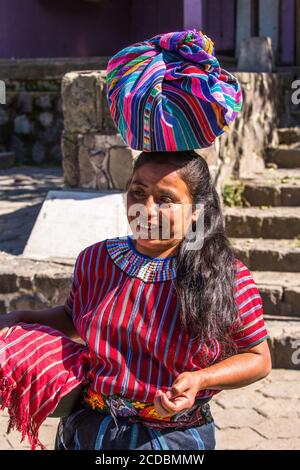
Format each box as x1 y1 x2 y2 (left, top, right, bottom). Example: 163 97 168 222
106 29 243 152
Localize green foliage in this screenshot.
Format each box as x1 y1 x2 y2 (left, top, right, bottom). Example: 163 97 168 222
223 180 245 207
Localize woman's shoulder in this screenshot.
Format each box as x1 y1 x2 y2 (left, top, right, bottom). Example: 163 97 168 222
233 257 262 300
73 236 124 273
76 235 125 258
234 258 255 281
75 238 107 261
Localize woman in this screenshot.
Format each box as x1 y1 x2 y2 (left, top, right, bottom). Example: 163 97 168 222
0 150 271 451
0 30 271 451
52 148 271 451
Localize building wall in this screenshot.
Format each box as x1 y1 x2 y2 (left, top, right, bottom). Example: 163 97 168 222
0 0 132 59
0 0 237 60
0 0 297 63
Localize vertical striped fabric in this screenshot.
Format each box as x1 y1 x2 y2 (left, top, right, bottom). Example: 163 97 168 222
66 235 269 402
0 235 269 450
106 29 243 151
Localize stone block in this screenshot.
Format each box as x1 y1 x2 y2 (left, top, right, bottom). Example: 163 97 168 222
267 321 300 369
10 293 48 311
17 91 33 114
35 94 52 110
213 408 264 429
108 147 137 190
0 152 16 169
14 114 33 135
238 37 274 72
33 274 71 304
62 71 115 134
62 131 80 187
215 428 263 450
257 417 300 439
32 141 46 164
39 112 53 128
0 272 17 293
255 398 300 419
64 131 139 190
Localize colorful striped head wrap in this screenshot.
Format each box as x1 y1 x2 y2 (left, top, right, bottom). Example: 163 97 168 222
106 29 243 152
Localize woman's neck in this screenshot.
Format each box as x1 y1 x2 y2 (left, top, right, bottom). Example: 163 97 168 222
131 238 179 259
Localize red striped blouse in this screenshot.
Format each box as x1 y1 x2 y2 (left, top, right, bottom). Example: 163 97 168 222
64 235 269 402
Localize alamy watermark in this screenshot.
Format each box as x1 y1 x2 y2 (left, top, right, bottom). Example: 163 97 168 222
0 80 5 104
291 339 300 365
127 200 205 251
291 79 300 105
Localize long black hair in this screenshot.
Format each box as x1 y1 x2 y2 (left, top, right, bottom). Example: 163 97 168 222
126 150 241 361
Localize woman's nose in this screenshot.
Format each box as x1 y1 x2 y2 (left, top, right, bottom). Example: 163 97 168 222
143 196 159 222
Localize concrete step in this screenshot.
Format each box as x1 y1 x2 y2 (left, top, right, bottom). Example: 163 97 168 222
266 319 300 369
0 251 73 313
276 127 300 145
238 169 300 206
231 238 300 272
224 207 300 239
252 271 300 318
266 145 300 168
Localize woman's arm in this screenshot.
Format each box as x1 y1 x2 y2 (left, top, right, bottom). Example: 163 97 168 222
154 339 272 417
195 339 272 391
0 305 80 341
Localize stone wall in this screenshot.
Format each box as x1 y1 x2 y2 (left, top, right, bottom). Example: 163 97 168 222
1 79 63 165
61 71 220 191
217 72 292 181
61 70 295 196
0 251 73 314
0 58 108 165
61 71 140 190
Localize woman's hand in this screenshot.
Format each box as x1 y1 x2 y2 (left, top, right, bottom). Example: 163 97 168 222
153 371 207 418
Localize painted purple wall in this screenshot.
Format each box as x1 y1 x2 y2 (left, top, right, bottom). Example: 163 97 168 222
0 0 234 60
280 0 295 64
0 0 296 63
0 0 132 59
203 0 236 53
130 0 183 43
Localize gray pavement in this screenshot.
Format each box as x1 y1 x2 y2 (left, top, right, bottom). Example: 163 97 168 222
0 165 63 255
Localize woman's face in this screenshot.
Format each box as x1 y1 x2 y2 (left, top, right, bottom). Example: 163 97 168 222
126 162 196 254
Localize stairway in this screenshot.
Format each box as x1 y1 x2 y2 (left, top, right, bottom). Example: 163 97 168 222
224 127 300 370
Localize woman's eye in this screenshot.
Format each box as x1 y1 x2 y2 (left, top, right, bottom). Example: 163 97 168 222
130 190 174 205
160 199 173 205
131 190 144 197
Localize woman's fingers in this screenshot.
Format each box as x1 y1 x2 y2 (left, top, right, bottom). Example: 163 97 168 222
153 390 173 417
154 389 192 417
160 392 178 412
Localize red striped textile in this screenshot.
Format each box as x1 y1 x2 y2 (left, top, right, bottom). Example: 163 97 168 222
65 236 269 403
0 236 269 449
0 324 89 450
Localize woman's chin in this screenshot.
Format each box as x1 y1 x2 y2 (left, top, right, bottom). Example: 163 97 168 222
134 235 163 245
133 231 169 246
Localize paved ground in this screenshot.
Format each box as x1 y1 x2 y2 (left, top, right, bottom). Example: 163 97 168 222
0 165 63 255
1 369 299 450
